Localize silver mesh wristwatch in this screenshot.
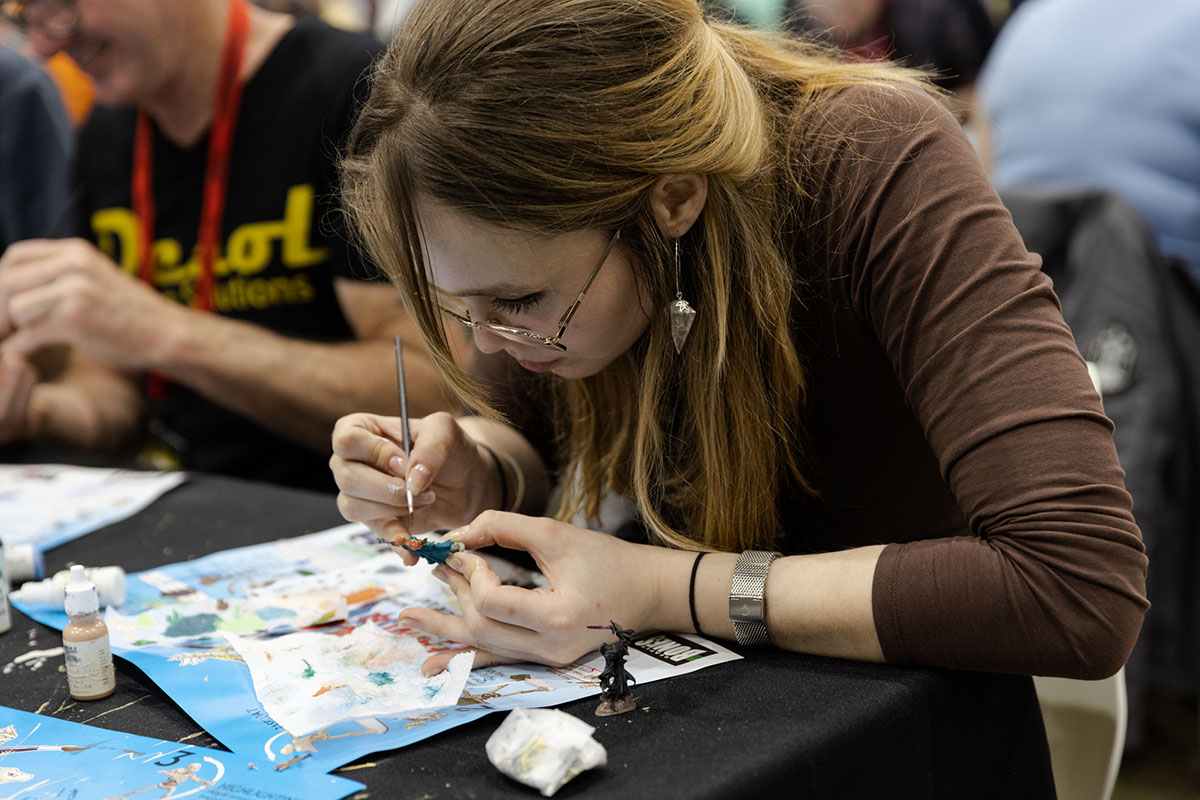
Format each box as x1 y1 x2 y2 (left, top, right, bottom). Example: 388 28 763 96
729 550 781 647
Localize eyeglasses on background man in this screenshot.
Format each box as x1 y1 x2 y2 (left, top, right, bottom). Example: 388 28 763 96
1 0 78 39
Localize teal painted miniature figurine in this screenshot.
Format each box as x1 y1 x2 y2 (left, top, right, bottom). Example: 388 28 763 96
399 536 464 565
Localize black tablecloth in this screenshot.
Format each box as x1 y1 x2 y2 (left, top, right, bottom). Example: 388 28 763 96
0 472 1056 799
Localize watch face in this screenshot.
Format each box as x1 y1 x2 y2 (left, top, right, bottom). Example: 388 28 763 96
729 598 765 623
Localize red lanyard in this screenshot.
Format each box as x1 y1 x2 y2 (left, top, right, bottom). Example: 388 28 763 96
131 0 249 313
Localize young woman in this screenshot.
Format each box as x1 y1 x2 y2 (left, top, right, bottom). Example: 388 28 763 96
331 0 1147 678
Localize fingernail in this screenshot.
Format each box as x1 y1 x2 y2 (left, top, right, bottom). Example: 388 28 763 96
445 525 469 541
388 455 405 476
431 564 449 582
400 617 420 629
446 553 464 572
413 490 436 507
407 463 433 495
421 662 443 678
387 481 406 499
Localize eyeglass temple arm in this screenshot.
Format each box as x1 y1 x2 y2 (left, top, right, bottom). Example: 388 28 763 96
553 230 621 334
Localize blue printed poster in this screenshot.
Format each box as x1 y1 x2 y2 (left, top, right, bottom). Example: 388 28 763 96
0 705 361 799
13 524 740 776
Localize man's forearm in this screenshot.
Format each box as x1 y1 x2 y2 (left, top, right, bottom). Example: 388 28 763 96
153 311 457 452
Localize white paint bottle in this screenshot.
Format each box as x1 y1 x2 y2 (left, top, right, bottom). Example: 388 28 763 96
4 542 45 585
62 565 116 701
11 566 126 609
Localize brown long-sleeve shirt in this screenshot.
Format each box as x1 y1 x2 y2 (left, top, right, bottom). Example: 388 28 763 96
782 83 1148 678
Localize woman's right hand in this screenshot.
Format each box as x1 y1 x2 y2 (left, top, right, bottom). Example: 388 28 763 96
330 411 502 564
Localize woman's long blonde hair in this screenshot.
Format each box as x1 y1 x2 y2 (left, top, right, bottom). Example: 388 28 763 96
342 0 930 552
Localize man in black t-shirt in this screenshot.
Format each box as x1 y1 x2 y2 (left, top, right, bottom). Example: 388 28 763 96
0 1 454 491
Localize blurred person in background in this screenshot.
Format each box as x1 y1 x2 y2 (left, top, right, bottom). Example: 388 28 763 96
40 49 93 126
978 0 1200 291
0 40 71 254
4 13 96 126
782 0 997 123
0 0 455 491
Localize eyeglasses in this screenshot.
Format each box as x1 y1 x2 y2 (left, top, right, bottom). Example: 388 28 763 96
436 230 620 353
1 0 78 38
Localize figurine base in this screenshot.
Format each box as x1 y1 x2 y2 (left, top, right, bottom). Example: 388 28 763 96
595 692 636 717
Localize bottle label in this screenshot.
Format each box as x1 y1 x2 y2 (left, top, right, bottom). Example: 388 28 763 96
64 637 116 698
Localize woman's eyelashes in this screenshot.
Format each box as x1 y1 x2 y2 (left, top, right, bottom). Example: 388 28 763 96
490 293 542 315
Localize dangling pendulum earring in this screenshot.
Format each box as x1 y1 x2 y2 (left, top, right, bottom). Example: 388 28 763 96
669 238 697 354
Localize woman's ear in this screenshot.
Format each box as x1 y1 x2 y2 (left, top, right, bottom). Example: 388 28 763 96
650 174 708 237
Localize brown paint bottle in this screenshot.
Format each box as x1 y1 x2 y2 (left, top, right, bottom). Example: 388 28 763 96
63 565 116 701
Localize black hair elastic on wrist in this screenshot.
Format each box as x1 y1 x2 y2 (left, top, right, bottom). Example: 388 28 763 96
480 443 509 512
688 552 705 634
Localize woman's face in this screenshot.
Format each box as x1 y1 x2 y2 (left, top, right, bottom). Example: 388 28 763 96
416 199 654 379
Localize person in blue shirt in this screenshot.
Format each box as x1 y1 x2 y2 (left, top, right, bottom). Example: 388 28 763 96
978 0 1200 288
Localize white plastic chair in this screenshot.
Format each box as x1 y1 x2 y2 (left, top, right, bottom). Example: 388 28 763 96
1034 667 1128 800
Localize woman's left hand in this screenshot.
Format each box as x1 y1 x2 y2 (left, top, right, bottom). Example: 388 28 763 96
403 510 670 675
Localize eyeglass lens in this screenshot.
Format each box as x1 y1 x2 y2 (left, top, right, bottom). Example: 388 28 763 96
3 0 76 36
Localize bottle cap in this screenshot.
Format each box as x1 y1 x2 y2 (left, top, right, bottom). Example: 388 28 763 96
4 543 45 585
63 565 99 618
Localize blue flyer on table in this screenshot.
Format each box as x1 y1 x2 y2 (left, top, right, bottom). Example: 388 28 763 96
0 705 361 799
13 524 740 776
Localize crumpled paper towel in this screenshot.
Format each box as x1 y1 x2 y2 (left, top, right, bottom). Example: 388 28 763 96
485 707 607 796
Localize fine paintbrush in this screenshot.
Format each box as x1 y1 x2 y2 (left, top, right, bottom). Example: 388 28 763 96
394 336 415 526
